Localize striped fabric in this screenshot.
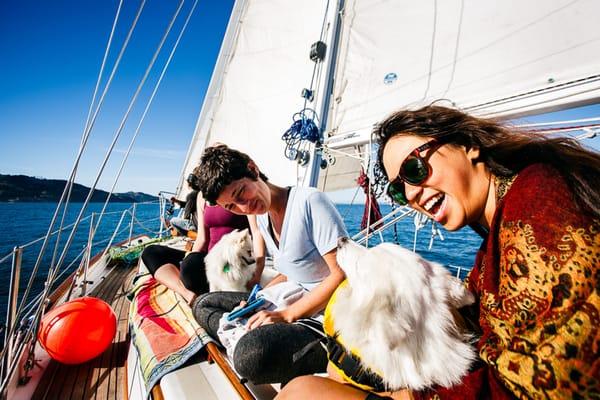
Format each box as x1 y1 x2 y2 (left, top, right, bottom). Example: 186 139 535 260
128 271 213 397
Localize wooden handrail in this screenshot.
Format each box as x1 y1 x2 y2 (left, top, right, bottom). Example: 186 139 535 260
205 342 255 400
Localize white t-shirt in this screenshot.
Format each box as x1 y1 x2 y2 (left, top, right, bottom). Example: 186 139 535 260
257 187 348 290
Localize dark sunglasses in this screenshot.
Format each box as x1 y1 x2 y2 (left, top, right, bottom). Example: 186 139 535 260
386 139 443 205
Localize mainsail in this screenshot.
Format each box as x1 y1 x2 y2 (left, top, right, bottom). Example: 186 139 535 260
179 0 332 194
181 0 600 195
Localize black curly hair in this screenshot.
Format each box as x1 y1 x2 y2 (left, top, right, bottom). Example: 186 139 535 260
373 105 600 218
194 145 268 205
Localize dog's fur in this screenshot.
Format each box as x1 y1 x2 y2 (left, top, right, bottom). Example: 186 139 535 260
331 238 477 391
204 229 256 292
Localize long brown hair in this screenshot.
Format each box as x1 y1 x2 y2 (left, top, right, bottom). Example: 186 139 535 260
373 105 600 218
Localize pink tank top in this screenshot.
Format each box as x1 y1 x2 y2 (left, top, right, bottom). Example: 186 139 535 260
203 205 250 251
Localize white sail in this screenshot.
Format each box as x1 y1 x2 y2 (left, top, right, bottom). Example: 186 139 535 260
180 0 600 196
179 0 333 195
321 0 600 191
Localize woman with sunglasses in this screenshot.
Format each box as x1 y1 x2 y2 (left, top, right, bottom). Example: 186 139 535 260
277 105 600 399
192 144 348 385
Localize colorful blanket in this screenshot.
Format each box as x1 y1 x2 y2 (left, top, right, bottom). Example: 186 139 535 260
128 271 213 397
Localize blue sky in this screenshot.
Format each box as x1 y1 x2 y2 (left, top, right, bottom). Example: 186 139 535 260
0 1 234 196
1 1 599 201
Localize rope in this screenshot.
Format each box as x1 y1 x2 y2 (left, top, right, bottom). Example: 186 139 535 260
89 0 197 250
356 174 382 243
2 1 187 382
285 0 330 167
7 0 147 362
515 116 600 128
282 108 321 161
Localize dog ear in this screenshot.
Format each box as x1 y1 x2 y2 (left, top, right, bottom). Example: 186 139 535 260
237 228 249 243
447 277 475 308
373 306 412 350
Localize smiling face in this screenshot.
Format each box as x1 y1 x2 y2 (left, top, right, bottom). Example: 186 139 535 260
382 134 493 230
215 162 271 215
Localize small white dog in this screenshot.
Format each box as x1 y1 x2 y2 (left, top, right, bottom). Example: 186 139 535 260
204 229 256 292
329 237 476 391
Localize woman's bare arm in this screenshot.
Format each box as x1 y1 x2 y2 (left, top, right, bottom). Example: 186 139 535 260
191 196 208 253
246 248 344 328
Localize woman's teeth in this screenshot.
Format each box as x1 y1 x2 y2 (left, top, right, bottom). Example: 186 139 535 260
424 194 444 212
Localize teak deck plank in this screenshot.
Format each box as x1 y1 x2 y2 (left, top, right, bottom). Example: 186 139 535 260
31 263 137 400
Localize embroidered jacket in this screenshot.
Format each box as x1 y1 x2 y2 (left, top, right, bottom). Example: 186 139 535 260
415 164 600 399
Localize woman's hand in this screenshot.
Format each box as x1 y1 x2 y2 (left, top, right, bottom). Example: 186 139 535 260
246 309 292 329
245 275 261 290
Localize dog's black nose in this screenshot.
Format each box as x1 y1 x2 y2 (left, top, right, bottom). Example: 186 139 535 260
337 237 348 247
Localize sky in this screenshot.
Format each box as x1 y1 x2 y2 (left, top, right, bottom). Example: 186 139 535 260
0 1 234 196
1 1 599 202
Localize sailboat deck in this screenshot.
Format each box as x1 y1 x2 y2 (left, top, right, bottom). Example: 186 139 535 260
31 264 137 400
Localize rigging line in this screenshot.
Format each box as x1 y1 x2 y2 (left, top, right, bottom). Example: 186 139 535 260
132 216 162 235
527 122 600 133
440 0 464 98
515 116 600 128
47 2 125 277
0 240 86 387
341 187 361 220
17 214 92 250
303 0 331 111
47 0 137 275
465 74 600 111
0 253 13 265
477 83 600 118
324 146 366 161
83 0 124 135
365 134 372 247
48 0 184 284
99 209 130 260
182 1 249 192
576 129 599 140
420 0 438 102
89 0 198 249
23 0 181 363
12 0 148 340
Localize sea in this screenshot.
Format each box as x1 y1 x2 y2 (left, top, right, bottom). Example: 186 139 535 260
0 202 482 326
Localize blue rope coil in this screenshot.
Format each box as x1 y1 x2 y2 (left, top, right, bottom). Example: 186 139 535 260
282 109 321 161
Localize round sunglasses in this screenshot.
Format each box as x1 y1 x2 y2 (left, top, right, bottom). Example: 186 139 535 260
386 139 443 205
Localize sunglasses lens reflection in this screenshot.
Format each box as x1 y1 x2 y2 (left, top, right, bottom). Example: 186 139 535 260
403 157 429 185
387 182 408 205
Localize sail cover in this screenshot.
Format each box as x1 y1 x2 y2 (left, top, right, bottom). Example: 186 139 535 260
321 0 600 191
179 0 329 195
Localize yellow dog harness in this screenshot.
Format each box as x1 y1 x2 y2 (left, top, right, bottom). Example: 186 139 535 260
324 280 388 392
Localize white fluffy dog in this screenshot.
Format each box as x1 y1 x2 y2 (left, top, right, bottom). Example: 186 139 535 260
204 229 256 292
329 237 477 391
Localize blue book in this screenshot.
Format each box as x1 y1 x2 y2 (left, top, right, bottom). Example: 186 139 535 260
226 297 266 322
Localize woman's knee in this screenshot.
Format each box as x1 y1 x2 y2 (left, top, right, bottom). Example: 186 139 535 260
233 330 270 382
141 245 164 275
179 252 208 293
275 376 318 399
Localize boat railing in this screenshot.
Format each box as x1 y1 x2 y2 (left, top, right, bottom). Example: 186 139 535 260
0 200 167 394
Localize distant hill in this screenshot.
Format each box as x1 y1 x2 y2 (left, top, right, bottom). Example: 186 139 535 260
0 174 158 203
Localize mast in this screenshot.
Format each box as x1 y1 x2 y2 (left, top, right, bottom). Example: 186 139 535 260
306 0 345 188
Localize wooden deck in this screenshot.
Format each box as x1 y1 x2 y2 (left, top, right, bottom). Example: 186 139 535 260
31 263 137 400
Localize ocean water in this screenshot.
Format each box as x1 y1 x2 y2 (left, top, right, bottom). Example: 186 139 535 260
0 202 162 325
0 202 482 325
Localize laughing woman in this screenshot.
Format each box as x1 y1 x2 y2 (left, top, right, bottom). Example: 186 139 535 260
277 105 600 399
192 144 348 385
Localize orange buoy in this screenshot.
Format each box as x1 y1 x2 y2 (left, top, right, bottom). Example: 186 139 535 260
38 297 116 364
